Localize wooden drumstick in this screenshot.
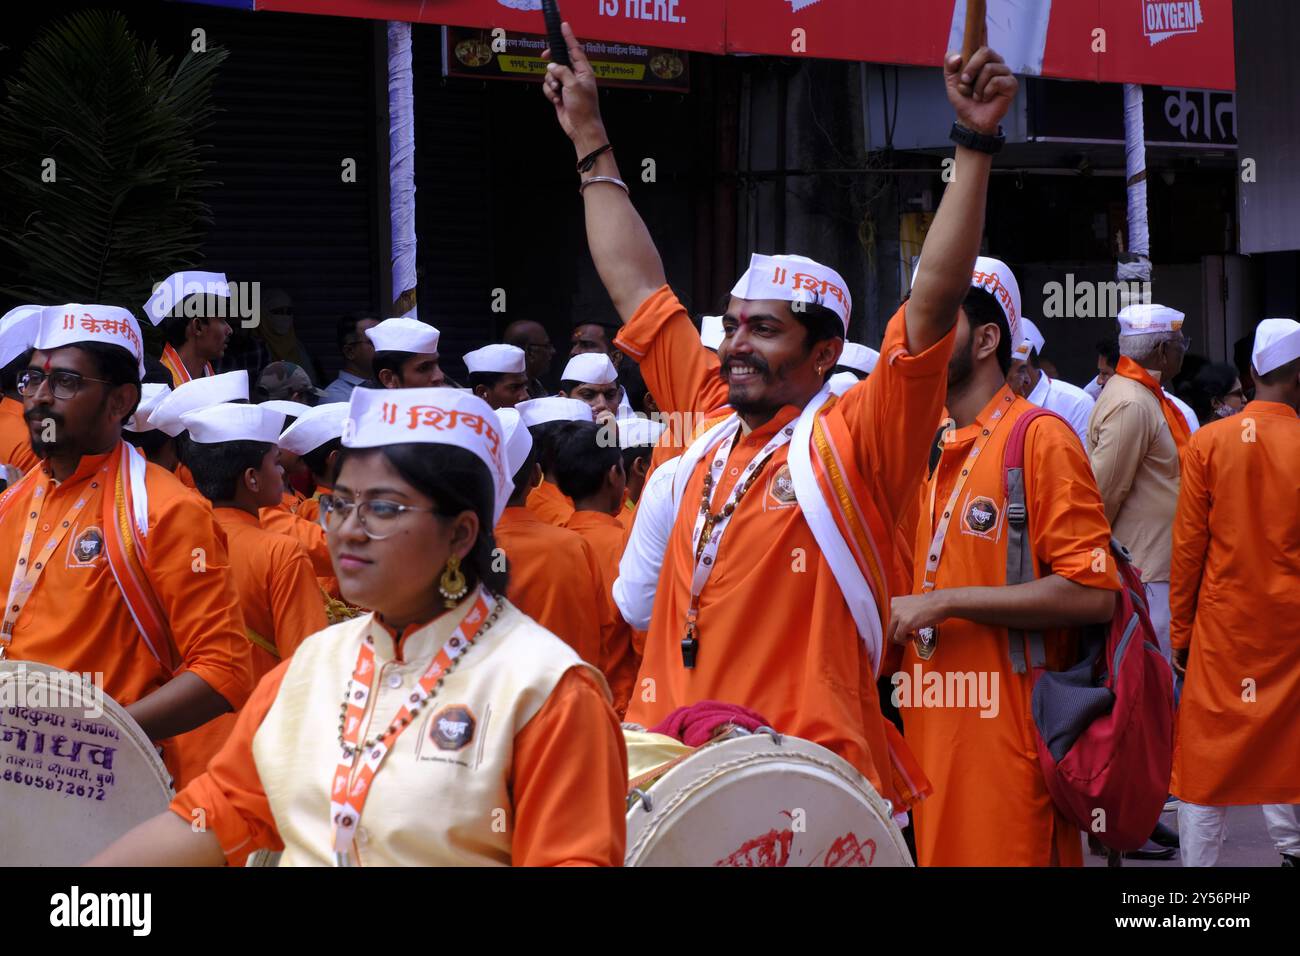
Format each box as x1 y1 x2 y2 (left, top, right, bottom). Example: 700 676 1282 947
962 0 987 65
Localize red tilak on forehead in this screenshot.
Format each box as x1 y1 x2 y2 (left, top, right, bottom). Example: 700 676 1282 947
42 357 52 372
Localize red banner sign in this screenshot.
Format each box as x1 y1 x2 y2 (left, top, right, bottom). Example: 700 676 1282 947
724 0 1233 91
256 0 728 53
251 0 1233 91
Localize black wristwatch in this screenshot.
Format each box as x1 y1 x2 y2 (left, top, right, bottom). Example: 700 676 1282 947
949 122 1005 155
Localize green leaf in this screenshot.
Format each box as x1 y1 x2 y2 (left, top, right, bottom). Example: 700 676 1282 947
0 9 228 320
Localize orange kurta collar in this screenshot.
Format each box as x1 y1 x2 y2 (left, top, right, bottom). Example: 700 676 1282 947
214 506 261 528
566 509 624 530
947 384 1018 445
44 449 114 488
738 405 801 445
499 505 544 526
1243 400 1299 420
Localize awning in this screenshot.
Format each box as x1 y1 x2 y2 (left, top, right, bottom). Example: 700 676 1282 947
214 0 1235 91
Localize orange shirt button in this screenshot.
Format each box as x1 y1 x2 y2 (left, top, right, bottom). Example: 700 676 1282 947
729 467 740 477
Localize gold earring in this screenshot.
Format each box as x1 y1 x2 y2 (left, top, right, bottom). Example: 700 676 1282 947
439 554 468 608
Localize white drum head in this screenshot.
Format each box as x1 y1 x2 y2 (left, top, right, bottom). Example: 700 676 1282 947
626 734 912 867
0 661 173 865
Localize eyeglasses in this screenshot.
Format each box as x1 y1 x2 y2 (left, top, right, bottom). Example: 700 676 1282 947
318 494 439 540
17 368 115 401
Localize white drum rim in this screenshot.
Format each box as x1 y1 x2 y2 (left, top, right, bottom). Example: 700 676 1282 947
0 660 171 793
625 734 912 866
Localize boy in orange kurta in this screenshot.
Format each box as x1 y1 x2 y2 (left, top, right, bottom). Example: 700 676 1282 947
1170 324 1300 866
168 403 328 787
496 447 605 669
554 422 637 718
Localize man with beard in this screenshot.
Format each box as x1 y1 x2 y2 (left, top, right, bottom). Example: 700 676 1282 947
888 259 1120 866
541 23 1016 816
0 304 253 787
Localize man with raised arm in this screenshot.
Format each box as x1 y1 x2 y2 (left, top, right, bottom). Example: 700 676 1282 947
542 24 1017 815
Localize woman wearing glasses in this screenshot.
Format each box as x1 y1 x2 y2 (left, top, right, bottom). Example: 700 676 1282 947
91 388 628 866
1180 362 1248 426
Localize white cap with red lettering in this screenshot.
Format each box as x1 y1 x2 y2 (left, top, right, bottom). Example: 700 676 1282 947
969 257 1022 352
731 253 852 331
34 304 147 378
345 386 512 523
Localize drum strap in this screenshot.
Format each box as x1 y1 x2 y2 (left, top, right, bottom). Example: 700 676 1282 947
627 750 697 794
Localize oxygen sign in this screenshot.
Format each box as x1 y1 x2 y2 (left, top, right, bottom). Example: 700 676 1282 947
1142 0 1204 46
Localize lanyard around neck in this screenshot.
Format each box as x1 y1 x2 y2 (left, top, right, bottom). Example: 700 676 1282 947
921 389 1016 594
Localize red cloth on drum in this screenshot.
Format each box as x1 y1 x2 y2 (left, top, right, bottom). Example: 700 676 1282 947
650 700 772 748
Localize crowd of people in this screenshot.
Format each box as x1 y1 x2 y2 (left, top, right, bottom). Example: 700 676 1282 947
0 27 1296 868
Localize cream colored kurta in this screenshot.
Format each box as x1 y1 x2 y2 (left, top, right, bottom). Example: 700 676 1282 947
1087 372 1181 582
176 597 613 866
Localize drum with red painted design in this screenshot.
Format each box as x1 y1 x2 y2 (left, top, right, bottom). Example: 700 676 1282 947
624 733 912 867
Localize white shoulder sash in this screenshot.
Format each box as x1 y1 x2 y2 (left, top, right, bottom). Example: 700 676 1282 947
786 384 884 676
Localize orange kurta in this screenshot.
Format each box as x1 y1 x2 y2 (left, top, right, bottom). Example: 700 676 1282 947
170 507 329 787
0 448 253 781
526 480 575 527
171 653 627 866
1170 401 1300 805
904 387 1120 866
175 461 198 491
259 503 340 599
277 488 307 513
565 509 637 718
615 287 953 807
496 505 604 667
294 487 330 525
0 397 38 476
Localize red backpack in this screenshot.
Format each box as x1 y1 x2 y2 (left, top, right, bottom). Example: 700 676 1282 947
1002 407 1175 853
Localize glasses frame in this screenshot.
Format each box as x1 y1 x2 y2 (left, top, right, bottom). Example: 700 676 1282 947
318 493 440 541
18 368 116 401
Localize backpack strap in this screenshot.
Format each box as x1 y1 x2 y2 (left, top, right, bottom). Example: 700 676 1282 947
1002 407 1071 674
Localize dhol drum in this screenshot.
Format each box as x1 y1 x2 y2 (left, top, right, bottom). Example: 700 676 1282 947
0 661 173 865
625 731 913 867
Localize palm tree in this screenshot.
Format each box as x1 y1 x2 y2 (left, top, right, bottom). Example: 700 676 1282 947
0 9 227 313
